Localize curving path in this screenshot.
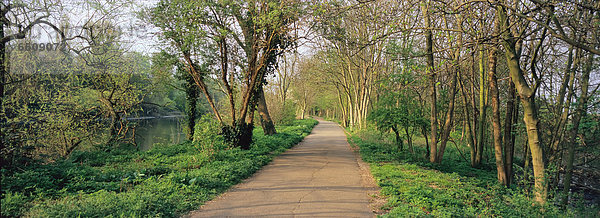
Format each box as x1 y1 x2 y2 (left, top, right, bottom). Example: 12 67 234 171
186 119 374 217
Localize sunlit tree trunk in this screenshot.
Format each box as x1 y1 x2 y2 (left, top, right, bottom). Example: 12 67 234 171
497 5 547 203
475 49 486 167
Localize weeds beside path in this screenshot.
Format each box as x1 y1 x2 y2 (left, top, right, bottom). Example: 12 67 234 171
1 119 318 217
347 129 597 217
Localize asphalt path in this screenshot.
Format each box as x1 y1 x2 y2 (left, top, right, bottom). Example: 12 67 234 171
186 119 373 217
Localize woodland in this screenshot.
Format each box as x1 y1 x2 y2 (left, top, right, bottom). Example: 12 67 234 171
1 0 599 217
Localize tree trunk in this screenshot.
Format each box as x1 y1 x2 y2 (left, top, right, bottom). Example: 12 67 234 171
405 127 414 153
562 53 593 205
257 88 276 135
436 13 463 163
392 126 403 151
301 94 307 119
184 72 198 140
488 44 507 185
498 5 547 203
436 71 457 162
459 76 477 167
219 38 236 127
550 47 577 188
421 1 437 163
183 54 224 124
476 49 486 167
186 91 197 140
0 21 5 166
503 78 516 186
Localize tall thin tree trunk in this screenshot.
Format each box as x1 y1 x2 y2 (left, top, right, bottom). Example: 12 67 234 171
219 38 236 127
498 5 547 203
0 21 5 166
550 48 578 188
421 1 437 163
562 53 593 205
476 50 486 167
489 43 507 185
436 71 457 162
459 76 477 167
503 78 516 185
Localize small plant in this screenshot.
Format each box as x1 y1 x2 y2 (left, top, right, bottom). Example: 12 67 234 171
193 115 227 158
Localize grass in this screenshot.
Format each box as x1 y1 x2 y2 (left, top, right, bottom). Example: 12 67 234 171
347 128 597 217
1 119 318 217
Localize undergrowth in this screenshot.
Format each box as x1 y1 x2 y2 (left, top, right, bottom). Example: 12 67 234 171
1 119 318 217
347 128 597 217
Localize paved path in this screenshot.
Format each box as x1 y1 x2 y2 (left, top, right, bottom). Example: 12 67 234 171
187 119 373 217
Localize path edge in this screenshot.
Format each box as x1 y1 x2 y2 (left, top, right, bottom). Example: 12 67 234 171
340 124 388 216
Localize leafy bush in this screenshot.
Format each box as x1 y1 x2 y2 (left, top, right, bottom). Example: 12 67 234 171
193 115 227 155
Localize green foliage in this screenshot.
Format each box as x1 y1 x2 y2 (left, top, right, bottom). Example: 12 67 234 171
193 115 227 153
2 37 160 167
348 128 593 217
1 192 29 217
1 119 317 217
273 101 297 125
368 70 428 149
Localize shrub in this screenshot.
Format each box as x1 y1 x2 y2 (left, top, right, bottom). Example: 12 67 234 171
193 115 227 156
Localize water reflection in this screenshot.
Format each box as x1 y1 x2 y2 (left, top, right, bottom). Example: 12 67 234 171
131 116 187 151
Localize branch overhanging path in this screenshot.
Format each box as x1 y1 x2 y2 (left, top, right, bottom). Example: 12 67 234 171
186 119 373 217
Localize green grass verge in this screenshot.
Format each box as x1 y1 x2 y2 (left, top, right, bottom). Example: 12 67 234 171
348 128 596 217
1 119 318 217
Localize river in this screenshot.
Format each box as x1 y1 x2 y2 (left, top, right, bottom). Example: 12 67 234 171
130 115 188 151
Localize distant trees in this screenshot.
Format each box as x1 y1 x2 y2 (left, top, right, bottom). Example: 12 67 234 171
314 0 403 129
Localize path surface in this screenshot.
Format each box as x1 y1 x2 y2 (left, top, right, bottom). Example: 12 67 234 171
187 119 373 217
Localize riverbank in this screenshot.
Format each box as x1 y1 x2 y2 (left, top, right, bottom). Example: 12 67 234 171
1 119 318 217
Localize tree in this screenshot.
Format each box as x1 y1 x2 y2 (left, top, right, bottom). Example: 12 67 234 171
315 0 400 129
369 76 426 152
1 0 67 166
150 0 302 149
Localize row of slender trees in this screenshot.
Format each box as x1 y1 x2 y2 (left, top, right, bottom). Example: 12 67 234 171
298 0 599 205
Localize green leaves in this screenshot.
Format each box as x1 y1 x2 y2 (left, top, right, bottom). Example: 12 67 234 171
2 119 317 217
